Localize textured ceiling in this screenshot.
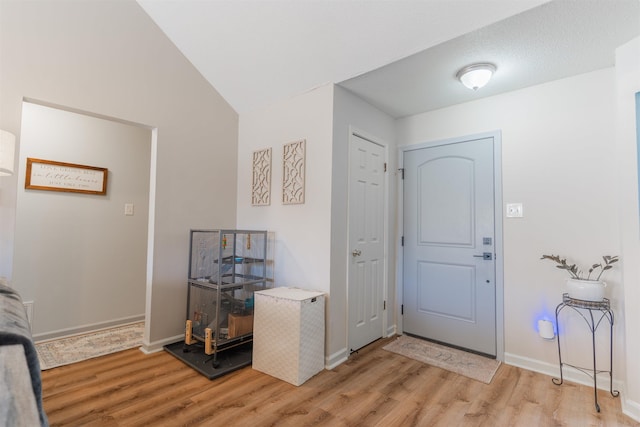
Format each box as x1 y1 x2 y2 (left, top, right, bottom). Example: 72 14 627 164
339 0 640 117
137 0 550 115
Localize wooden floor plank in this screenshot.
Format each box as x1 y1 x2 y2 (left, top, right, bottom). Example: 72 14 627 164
41 337 639 426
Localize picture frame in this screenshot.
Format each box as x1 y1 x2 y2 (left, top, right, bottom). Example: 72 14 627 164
251 147 272 206
282 139 306 205
25 158 108 195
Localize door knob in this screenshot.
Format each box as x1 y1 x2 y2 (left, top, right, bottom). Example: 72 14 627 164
352 249 362 257
473 252 493 260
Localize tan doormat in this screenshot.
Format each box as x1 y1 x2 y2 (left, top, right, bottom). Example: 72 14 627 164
383 335 500 384
35 322 144 370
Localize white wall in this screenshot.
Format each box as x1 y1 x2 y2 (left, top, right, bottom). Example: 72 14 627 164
615 36 640 420
236 84 334 290
237 85 397 366
15 102 150 337
237 84 398 366
397 69 625 386
236 84 334 361
0 0 238 348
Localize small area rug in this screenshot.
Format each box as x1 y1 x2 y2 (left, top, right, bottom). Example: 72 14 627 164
383 335 501 384
35 322 144 370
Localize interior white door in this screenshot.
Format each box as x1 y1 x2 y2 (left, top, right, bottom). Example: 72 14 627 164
403 137 496 356
348 133 385 353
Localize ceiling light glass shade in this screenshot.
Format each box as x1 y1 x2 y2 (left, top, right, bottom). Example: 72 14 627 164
456 63 496 91
0 129 16 176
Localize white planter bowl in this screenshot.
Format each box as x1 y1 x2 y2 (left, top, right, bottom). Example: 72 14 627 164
566 278 607 302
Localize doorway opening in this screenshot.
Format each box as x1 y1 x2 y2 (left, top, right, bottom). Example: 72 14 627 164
13 99 156 341
399 131 504 360
347 130 388 353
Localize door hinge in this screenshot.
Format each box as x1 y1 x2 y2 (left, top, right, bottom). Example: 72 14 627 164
401 304 404 315
384 162 387 172
383 300 386 310
401 236 404 246
398 168 405 179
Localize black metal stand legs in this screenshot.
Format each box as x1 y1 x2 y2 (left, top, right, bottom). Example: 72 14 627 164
552 294 619 412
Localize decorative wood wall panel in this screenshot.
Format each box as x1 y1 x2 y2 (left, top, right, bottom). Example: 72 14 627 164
252 148 272 206
282 139 305 205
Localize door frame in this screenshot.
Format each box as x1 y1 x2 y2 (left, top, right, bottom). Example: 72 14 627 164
396 130 504 361
347 126 390 353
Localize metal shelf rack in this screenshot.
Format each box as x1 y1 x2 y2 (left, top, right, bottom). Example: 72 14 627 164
184 229 269 368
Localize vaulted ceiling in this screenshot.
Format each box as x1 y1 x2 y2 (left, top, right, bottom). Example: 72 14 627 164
138 0 640 118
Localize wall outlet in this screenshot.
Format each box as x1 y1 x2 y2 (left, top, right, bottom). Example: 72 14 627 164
506 203 523 218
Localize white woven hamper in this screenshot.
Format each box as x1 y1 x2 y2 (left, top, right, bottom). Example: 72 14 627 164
252 287 325 386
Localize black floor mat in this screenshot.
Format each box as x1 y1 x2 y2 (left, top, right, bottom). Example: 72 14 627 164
164 340 253 380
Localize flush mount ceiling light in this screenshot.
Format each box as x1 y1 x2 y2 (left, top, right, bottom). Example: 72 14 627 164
456 63 496 91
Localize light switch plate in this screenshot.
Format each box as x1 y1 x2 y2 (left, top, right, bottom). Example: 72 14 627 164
124 203 134 216
506 203 523 218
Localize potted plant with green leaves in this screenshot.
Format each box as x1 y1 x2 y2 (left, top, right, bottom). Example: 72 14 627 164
541 254 619 301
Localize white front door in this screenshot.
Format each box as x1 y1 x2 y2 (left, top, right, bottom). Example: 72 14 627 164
348 133 385 353
403 136 496 356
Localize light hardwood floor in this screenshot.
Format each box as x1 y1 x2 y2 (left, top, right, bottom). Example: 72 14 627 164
41 337 638 426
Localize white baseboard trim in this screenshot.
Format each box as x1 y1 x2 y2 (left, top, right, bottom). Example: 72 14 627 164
504 352 639 422
504 352 559 381
140 334 183 354
326 347 348 370
621 396 640 423
386 324 397 337
326 326 396 371
33 314 145 342
504 352 622 391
